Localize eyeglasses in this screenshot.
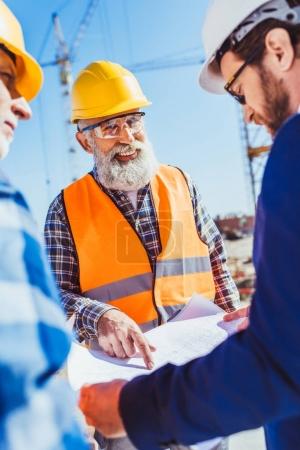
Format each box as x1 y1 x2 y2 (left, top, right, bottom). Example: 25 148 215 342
224 46 263 105
80 112 145 139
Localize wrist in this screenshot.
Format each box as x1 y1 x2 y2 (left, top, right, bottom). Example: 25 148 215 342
97 307 120 335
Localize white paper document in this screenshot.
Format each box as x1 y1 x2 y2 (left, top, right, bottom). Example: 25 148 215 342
170 293 242 336
170 292 224 321
68 312 239 388
68 295 242 450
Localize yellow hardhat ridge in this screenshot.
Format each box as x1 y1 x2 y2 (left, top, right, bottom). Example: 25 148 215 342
71 60 151 123
0 1 43 101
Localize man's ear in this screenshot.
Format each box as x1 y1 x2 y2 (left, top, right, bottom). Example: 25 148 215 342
76 131 93 154
265 28 295 72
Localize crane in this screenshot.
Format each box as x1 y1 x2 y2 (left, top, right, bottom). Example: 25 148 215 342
40 1 268 208
41 0 101 183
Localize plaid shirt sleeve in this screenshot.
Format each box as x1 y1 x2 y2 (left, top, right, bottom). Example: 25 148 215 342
184 171 240 312
44 194 115 342
0 174 87 450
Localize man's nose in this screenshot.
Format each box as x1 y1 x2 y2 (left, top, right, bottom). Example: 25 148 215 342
11 96 32 121
118 124 135 144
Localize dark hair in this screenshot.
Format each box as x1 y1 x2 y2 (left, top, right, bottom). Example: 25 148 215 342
232 19 300 63
0 43 16 65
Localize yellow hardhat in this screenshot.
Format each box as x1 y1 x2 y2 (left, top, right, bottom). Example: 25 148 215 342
71 60 151 123
0 1 43 101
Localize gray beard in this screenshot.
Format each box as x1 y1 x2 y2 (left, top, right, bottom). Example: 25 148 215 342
93 139 159 191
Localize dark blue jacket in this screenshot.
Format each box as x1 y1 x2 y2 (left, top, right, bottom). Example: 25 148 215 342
120 114 300 450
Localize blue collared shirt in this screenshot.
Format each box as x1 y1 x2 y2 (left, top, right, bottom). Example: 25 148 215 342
0 171 87 450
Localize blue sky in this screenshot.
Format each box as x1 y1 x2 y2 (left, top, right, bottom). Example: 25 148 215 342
3 0 253 228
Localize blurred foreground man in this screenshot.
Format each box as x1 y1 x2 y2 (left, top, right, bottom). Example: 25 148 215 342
45 60 239 450
79 1 300 449
0 2 87 449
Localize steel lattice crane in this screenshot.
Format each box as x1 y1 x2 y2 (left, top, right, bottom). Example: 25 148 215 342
238 111 271 210
41 0 101 183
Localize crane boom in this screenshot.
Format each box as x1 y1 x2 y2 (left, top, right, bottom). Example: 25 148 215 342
70 0 101 60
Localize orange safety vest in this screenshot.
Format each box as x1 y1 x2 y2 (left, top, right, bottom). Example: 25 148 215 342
63 165 215 331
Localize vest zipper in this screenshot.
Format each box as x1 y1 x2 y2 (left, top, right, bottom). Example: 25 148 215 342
151 260 162 326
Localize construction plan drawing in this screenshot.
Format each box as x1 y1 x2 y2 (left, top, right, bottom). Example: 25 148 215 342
68 294 242 387
68 295 243 450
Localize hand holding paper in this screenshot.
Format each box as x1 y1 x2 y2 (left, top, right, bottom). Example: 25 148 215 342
224 305 250 331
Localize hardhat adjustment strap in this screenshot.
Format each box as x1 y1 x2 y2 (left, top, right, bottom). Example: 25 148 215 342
233 0 300 43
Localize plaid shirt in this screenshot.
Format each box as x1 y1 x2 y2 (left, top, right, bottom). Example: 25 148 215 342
45 167 239 342
0 171 87 450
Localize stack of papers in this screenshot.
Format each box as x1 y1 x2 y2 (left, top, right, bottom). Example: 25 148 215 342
68 294 242 387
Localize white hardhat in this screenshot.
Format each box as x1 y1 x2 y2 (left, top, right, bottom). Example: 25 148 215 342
199 0 300 94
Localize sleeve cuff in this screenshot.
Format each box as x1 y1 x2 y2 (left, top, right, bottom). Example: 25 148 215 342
75 300 119 341
120 370 174 450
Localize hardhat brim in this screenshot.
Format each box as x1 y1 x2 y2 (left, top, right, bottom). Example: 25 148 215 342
0 38 43 101
72 98 151 123
199 56 226 95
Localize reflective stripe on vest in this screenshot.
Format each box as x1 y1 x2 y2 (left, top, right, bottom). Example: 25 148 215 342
156 256 211 278
86 272 153 303
63 165 216 330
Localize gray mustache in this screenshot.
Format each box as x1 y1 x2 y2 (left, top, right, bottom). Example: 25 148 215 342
110 143 142 160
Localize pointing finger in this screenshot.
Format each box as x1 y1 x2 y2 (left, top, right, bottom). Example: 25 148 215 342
131 330 154 370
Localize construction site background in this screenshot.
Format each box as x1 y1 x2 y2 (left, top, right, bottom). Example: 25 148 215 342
215 215 255 304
